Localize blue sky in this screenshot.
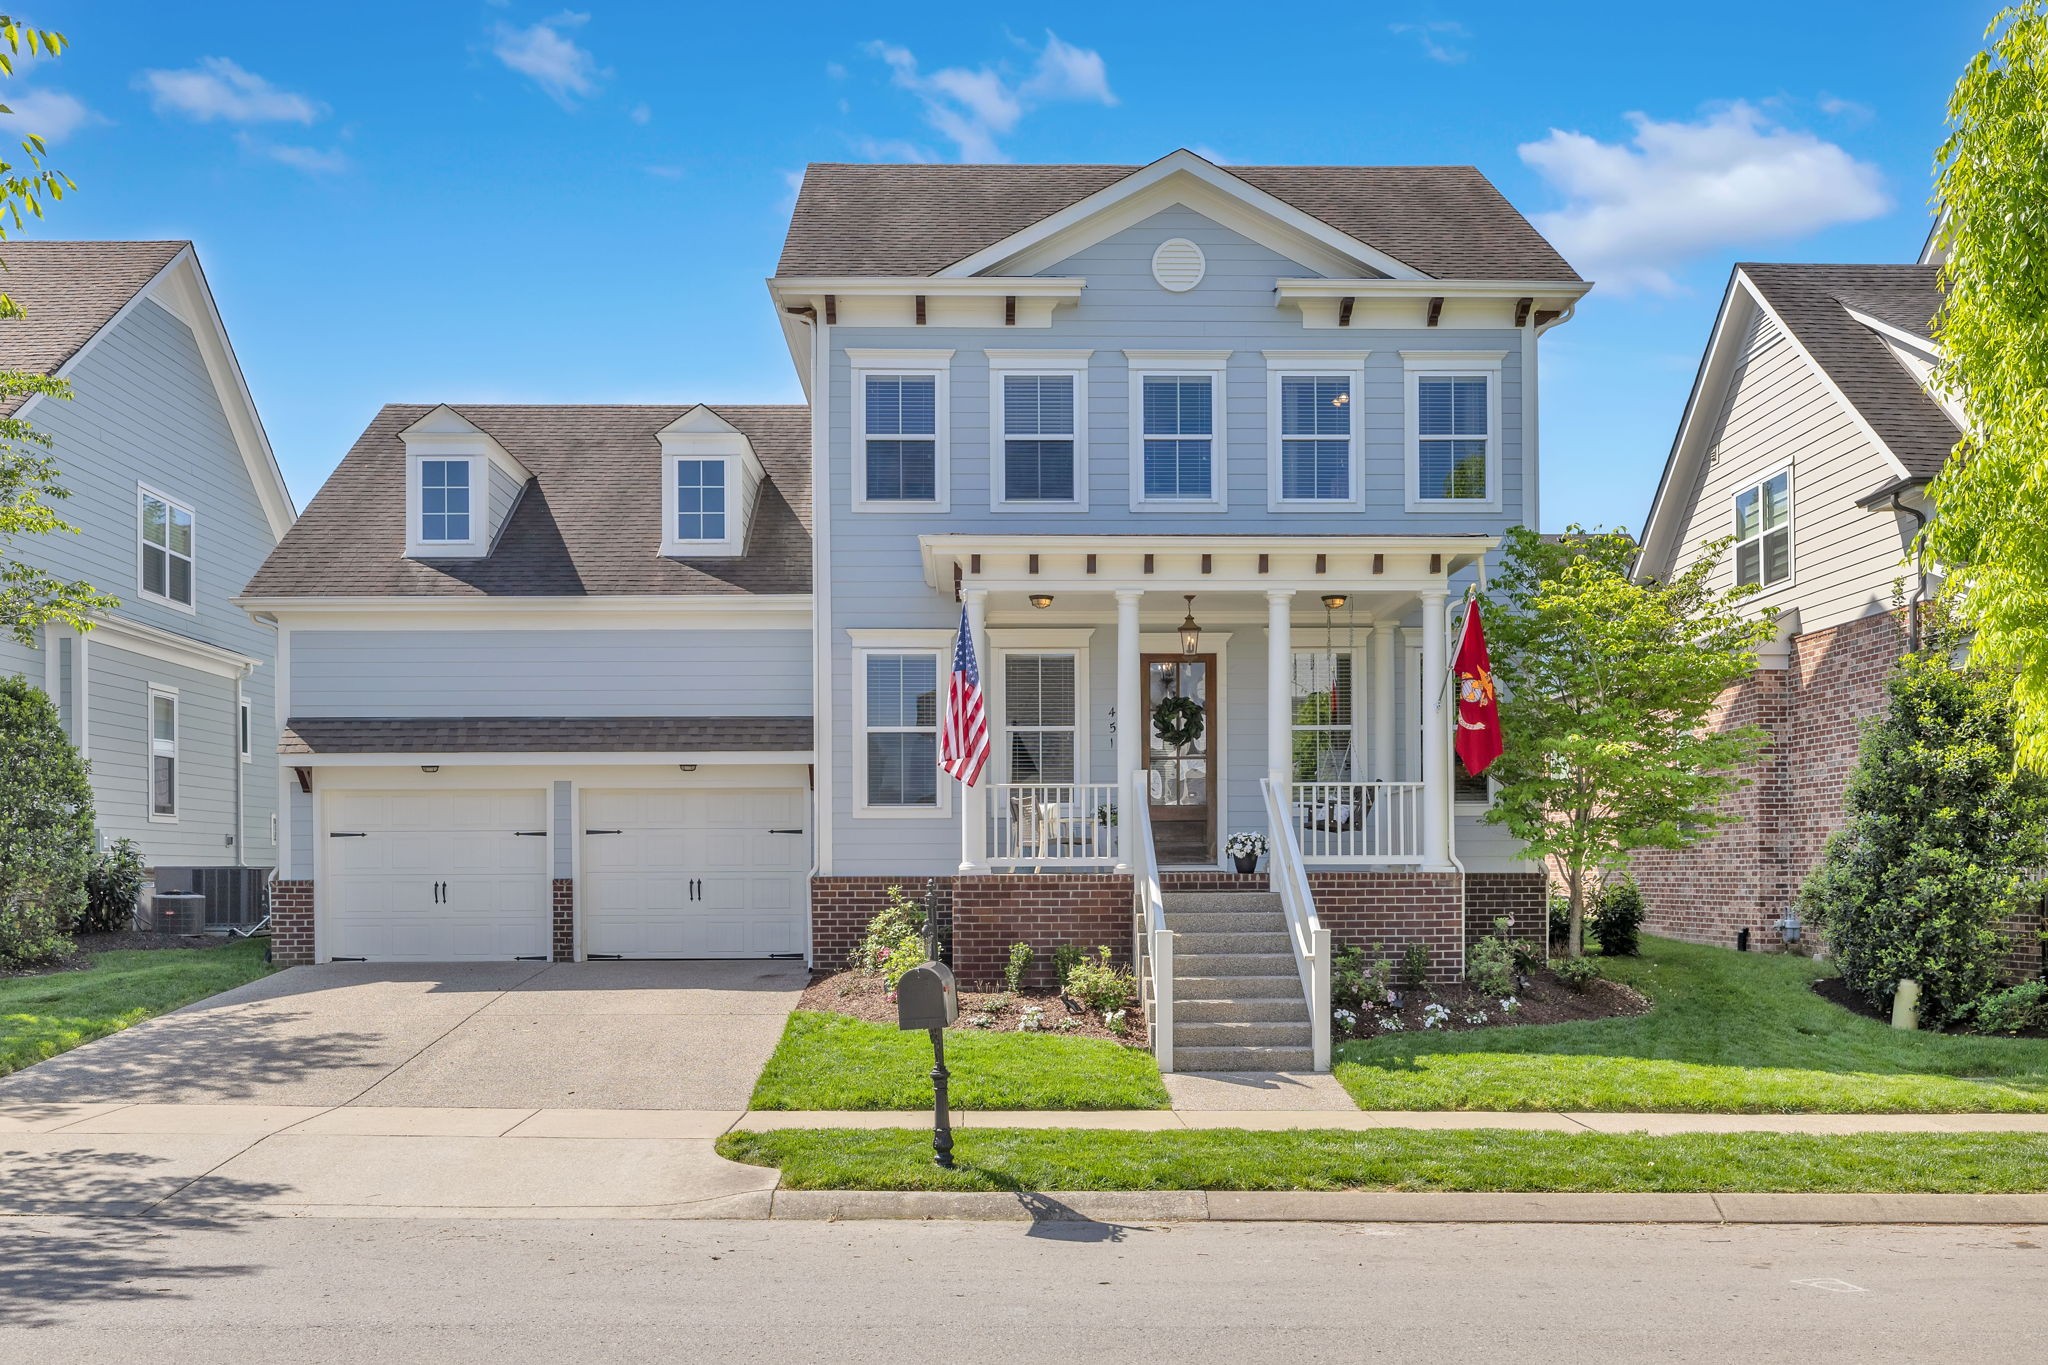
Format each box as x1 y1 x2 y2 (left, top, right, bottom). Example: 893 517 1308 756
7 1 1985 529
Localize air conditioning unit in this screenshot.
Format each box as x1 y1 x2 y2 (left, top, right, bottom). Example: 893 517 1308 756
149 867 272 932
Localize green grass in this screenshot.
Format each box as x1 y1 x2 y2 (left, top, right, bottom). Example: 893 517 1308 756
719 1125 2048 1193
0 938 275 1077
1335 935 2048 1113
748 1010 1171 1110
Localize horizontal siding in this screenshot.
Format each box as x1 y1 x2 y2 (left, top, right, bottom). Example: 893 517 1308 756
1673 314 1918 635
289 628 813 718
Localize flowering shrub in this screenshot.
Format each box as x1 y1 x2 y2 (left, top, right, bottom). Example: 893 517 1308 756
1018 1005 1045 1031
1224 831 1270 860
1463 1009 1490 1026
1377 1015 1404 1032
1332 1007 1358 1035
1064 946 1136 1016
1553 955 1600 992
1421 1003 1451 1030
1104 1008 1129 1036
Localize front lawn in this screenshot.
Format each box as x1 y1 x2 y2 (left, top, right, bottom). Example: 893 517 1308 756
749 1009 1171 1110
0 938 274 1077
1335 935 2048 1112
719 1125 2048 1193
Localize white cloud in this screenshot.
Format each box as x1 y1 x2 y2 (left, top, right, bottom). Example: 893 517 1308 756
2 89 103 142
1518 102 1890 293
491 11 604 108
236 133 349 174
628 101 651 125
1389 21 1469 64
1817 93 1874 124
861 30 1115 162
138 57 322 124
1187 144 1234 166
851 133 940 164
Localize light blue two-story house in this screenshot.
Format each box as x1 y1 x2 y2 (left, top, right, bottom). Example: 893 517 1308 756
0 242 295 922
246 152 1588 1069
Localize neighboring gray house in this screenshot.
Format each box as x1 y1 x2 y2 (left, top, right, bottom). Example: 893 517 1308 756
247 151 1590 1070
0 242 295 898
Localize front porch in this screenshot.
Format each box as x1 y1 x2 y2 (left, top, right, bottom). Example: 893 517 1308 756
920 533 1489 877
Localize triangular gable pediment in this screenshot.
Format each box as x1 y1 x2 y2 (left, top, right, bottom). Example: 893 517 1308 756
658 404 765 481
935 149 1428 282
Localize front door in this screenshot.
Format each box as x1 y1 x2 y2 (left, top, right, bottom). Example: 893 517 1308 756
1144 653 1217 865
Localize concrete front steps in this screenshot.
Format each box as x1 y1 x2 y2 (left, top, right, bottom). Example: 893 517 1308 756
1159 891 1313 1071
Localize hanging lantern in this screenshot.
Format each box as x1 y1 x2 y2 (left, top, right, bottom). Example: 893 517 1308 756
1320 594 1348 610
1179 594 1202 656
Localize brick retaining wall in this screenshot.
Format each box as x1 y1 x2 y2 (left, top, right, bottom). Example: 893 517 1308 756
1307 871 1465 982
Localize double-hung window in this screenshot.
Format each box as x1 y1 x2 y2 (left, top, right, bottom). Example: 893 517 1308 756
852 351 951 509
1267 352 1366 507
1733 469 1792 589
1002 654 1079 785
1405 351 1503 510
990 353 1088 508
1128 351 1229 509
148 686 178 820
419 458 472 543
1290 649 1355 782
860 651 942 812
139 487 195 609
674 458 727 542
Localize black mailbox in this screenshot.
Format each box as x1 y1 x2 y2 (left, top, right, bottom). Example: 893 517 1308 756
896 961 958 1030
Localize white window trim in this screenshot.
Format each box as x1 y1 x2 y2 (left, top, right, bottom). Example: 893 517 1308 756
1288 644 1362 780
404 451 485 557
990 640 1091 786
238 690 252 763
850 348 953 513
851 639 952 819
1403 350 1505 514
987 349 1090 513
1125 349 1230 512
661 451 741 557
148 684 179 823
1731 464 1797 598
136 484 197 615
1265 350 1368 512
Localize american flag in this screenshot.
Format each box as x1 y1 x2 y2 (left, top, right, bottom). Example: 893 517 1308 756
940 603 989 787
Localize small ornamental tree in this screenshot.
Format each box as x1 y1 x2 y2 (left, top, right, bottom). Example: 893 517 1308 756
1799 607 2048 1027
1481 526 1777 957
0 673 93 965
1929 3 2048 769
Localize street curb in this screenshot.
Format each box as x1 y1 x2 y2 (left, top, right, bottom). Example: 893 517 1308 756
765 1189 2048 1225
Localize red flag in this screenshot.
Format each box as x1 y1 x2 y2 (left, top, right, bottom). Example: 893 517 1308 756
1453 600 1503 776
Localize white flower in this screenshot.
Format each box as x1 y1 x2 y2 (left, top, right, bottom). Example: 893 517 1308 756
1421 1003 1451 1029
1333 1008 1358 1030
1377 1015 1404 1031
1464 1010 1490 1025
1500 997 1521 1013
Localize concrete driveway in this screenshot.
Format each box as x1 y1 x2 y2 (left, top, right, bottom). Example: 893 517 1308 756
0 959 808 1112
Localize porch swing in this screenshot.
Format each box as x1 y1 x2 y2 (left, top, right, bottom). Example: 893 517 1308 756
1302 595 1372 834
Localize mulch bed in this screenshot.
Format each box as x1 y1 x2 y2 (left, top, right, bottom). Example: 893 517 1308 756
0 931 240 979
1811 975 2048 1038
800 968 1148 1047
1337 963 1650 1042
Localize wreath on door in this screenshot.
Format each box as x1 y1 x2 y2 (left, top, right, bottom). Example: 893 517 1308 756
1151 694 1206 750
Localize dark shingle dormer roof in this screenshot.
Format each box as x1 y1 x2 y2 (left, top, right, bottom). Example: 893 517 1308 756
245 404 810 598
778 162 1580 281
1739 263 1956 480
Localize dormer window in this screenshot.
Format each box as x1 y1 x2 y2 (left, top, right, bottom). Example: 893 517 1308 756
399 407 531 560
657 405 765 558
419 458 473 543
674 458 727 542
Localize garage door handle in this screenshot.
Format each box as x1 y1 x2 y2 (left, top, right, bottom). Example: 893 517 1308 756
514 830 546 837
328 832 367 838
769 828 804 834
585 829 622 835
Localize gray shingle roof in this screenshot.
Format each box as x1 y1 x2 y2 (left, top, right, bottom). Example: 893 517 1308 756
1739 263 1956 480
0 240 187 414
778 163 1580 281
245 404 810 598
281 715 814 755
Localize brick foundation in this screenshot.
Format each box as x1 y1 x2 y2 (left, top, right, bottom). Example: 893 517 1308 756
552 879 575 963
950 874 1133 989
1632 611 1906 951
1466 871 1549 962
808 876 956 972
1159 870 1270 893
270 879 314 965
1306 871 1465 982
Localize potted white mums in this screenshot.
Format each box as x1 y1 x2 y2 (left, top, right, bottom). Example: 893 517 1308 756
1225 831 1269 875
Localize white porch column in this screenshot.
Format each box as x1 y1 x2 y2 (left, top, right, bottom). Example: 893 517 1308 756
1369 620 1396 781
1114 589 1143 869
1265 590 1293 789
1419 589 1453 871
959 588 990 874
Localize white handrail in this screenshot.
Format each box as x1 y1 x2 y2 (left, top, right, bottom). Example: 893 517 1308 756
1262 776 1331 1071
1128 769 1172 1072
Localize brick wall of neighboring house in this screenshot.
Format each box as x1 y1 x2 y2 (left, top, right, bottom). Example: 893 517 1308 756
809 876 955 973
950 874 1133 989
1633 610 1906 951
270 879 314 966
1466 871 1550 961
1999 897 2047 985
1307 871 1465 982
552 879 575 963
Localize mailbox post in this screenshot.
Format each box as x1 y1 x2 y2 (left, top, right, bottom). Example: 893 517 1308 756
895 959 959 1168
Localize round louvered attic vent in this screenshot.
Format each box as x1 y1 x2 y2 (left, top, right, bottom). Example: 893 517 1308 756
1151 237 1206 292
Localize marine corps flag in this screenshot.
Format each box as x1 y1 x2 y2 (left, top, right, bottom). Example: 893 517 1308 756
1453 599 1503 776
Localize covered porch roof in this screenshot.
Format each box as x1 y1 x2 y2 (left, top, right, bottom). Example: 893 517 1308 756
918 533 1497 599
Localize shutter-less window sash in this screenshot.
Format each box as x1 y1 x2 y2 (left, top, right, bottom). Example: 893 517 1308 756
1004 654 1077 783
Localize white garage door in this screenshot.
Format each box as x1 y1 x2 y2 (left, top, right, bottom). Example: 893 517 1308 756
581 788 809 959
323 790 551 962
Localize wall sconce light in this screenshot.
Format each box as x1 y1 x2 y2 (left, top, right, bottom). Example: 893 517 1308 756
1029 593 1055 609
420 765 440 774
1179 594 1202 656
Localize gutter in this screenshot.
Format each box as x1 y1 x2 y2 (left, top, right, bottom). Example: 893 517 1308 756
1856 477 1931 650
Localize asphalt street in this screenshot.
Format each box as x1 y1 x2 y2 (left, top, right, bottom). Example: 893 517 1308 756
2 1216 2040 1362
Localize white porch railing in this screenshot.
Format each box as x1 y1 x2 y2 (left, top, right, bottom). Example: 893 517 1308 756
1290 781 1426 864
1262 777 1331 1072
1128 770 1173 1073
985 782 1122 868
